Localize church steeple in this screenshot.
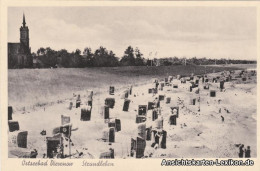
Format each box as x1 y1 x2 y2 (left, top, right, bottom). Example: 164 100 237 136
20 13 29 48
23 13 26 27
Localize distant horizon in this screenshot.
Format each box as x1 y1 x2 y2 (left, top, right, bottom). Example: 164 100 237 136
8 7 257 60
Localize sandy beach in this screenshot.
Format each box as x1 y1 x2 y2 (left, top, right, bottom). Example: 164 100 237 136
8 69 257 158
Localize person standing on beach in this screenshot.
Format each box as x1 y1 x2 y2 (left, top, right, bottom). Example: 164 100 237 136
221 115 224 122
239 144 244 158
245 146 251 158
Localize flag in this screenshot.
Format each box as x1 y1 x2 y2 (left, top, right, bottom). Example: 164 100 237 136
61 115 70 125
60 124 72 138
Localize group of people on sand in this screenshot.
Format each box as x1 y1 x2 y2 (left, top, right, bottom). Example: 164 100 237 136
239 144 251 158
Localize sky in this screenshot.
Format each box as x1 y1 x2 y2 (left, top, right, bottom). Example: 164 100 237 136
8 7 257 60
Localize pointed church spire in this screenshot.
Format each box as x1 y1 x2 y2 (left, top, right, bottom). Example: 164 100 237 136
23 13 26 27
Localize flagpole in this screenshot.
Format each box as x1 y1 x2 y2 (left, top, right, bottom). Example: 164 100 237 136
199 88 201 112
69 125 71 158
69 136 71 158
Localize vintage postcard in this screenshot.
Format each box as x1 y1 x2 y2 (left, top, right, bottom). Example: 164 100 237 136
1 0 259 171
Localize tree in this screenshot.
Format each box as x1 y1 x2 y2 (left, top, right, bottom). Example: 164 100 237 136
36 47 57 68
31 52 36 58
107 50 119 67
163 60 172 66
92 46 119 67
73 49 83 68
58 49 70 67
45 47 57 67
134 47 145 66
120 46 135 66
93 46 109 67
83 47 94 67
37 47 46 56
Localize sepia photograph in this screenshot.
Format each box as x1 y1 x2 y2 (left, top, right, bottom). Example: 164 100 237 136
6 5 257 160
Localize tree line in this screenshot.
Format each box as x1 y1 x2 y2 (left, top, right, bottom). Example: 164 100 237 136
33 46 146 68
32 46 256 68
151 57 256 66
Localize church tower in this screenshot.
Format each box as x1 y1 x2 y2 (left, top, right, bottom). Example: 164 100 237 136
8 13 32 68
20 13 29 48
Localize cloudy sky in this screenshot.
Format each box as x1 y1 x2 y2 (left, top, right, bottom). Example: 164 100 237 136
8 7 256 60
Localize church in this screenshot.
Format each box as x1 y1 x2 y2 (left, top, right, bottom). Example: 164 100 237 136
8 13 33 69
